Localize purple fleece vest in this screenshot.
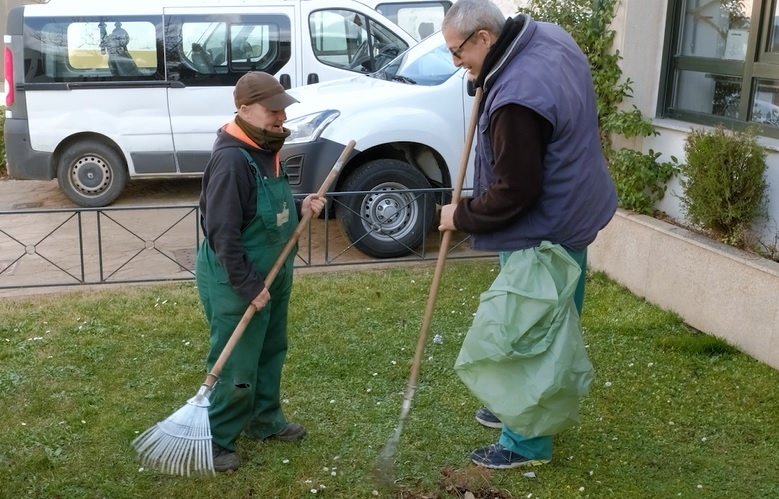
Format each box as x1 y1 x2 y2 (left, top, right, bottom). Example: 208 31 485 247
471 16 617 252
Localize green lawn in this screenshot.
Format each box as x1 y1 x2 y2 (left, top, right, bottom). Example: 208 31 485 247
1 260 777 498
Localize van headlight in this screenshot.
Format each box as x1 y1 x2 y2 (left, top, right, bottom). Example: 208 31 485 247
285 110 339 144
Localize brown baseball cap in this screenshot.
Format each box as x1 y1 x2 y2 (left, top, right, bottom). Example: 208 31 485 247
233 71 299 111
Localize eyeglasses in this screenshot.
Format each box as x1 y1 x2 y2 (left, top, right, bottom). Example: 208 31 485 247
450 30 477 59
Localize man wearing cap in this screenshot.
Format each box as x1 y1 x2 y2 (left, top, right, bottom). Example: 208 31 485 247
196 71 326 472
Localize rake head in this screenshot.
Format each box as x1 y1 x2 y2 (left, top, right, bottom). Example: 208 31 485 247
131 385 214 476
375 397 412 489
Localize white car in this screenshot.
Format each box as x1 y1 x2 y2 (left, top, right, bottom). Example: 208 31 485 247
282 32 475 258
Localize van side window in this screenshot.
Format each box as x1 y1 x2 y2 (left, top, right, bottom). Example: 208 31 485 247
22 16 161 82
229 24 277 73
166 14 291 86
375 1 451 41
309 9 408 73
180 22 224 74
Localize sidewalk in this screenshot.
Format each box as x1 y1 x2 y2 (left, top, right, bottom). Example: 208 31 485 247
0 177 202 211
0 178 204 297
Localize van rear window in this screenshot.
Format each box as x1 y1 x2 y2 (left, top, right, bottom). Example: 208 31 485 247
23 16 163 82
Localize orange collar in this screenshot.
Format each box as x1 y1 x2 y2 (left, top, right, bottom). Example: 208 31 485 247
223 120 280 176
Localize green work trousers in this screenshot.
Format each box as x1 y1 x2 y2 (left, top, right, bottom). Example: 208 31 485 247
195 151 297 451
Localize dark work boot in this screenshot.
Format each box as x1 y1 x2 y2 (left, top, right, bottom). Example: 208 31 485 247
264 422 307 442
212 442 239 472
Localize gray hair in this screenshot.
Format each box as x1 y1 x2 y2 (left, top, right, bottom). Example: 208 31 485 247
442 0 506 38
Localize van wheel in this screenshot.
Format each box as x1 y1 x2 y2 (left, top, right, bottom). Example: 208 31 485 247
57 141 127 207
338 159 435 258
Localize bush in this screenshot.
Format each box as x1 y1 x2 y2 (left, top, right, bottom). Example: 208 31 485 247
680 126 769 246
610 148 679 215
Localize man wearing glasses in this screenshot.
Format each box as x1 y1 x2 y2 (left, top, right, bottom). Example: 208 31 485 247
438 0 617 470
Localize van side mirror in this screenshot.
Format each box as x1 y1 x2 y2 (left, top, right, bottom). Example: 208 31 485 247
467 79 476 97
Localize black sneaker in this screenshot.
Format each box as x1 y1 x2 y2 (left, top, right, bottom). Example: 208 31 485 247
470 443 550 469
212 442 240 472
475 407 503 429
264 422 307 442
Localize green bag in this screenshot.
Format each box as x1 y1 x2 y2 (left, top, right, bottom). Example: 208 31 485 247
454 241 593 437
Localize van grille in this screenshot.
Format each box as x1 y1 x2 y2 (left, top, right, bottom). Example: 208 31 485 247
284 155 303 185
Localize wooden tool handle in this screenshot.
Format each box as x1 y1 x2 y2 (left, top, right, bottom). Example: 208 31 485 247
205 140 356 385
405 87 483 397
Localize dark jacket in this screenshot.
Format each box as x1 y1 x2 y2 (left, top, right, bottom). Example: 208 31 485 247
199 122 299 302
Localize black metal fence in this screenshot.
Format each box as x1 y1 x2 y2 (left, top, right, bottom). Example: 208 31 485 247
0 188 489 290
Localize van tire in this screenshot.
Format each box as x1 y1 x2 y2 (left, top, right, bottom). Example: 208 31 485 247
57 141 128 207
338 159 434 258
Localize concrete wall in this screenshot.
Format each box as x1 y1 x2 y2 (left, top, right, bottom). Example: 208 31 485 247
493 0 527 14
611 0 668 117
590 210 779 370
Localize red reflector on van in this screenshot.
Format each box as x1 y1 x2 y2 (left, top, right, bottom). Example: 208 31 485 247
4 46 13 107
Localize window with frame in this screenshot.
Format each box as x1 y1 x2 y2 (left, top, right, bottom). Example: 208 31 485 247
165 14 290 86
23 16 161 82
661 0 779 136
308 9 408 73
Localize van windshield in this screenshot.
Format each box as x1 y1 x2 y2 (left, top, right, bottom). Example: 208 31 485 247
373 31 459 86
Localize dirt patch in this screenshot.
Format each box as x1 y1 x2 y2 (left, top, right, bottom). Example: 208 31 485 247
387 467 512 499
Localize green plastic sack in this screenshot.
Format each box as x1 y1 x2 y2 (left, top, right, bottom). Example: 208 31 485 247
454 241 593 438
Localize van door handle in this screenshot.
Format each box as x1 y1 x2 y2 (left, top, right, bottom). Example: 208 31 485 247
307 73 319 85
279 74 291 89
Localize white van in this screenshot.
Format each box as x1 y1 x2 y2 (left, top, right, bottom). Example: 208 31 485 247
3 0 452 207
282 31 474 258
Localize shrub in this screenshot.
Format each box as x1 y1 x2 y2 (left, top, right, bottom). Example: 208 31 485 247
610 148 679 215
680 126 769 246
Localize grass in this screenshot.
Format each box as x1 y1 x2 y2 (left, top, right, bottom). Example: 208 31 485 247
0 260 778 498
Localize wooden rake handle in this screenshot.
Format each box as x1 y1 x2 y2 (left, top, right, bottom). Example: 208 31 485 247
405 87 483 399
205 140 356 388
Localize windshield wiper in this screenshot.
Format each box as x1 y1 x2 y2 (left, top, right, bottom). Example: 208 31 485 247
390 74 417 84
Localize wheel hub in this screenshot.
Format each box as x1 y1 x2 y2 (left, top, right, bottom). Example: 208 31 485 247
71 156 110 194
360 183 419 241
375 198 400 222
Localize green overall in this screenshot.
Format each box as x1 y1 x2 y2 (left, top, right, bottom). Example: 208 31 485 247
195 149 297 451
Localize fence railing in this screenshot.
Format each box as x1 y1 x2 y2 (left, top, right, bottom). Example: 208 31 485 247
0 188 490 290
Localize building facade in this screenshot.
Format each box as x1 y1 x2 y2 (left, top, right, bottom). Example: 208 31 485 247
611 0 779 244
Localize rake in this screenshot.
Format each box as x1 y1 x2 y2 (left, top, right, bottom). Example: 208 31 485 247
376 87 483 485
132 140 356 476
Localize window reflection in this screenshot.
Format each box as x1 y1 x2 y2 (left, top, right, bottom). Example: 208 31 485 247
675 70 742 118
680 0 752 60
751 79 779 126
770 1 779 52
